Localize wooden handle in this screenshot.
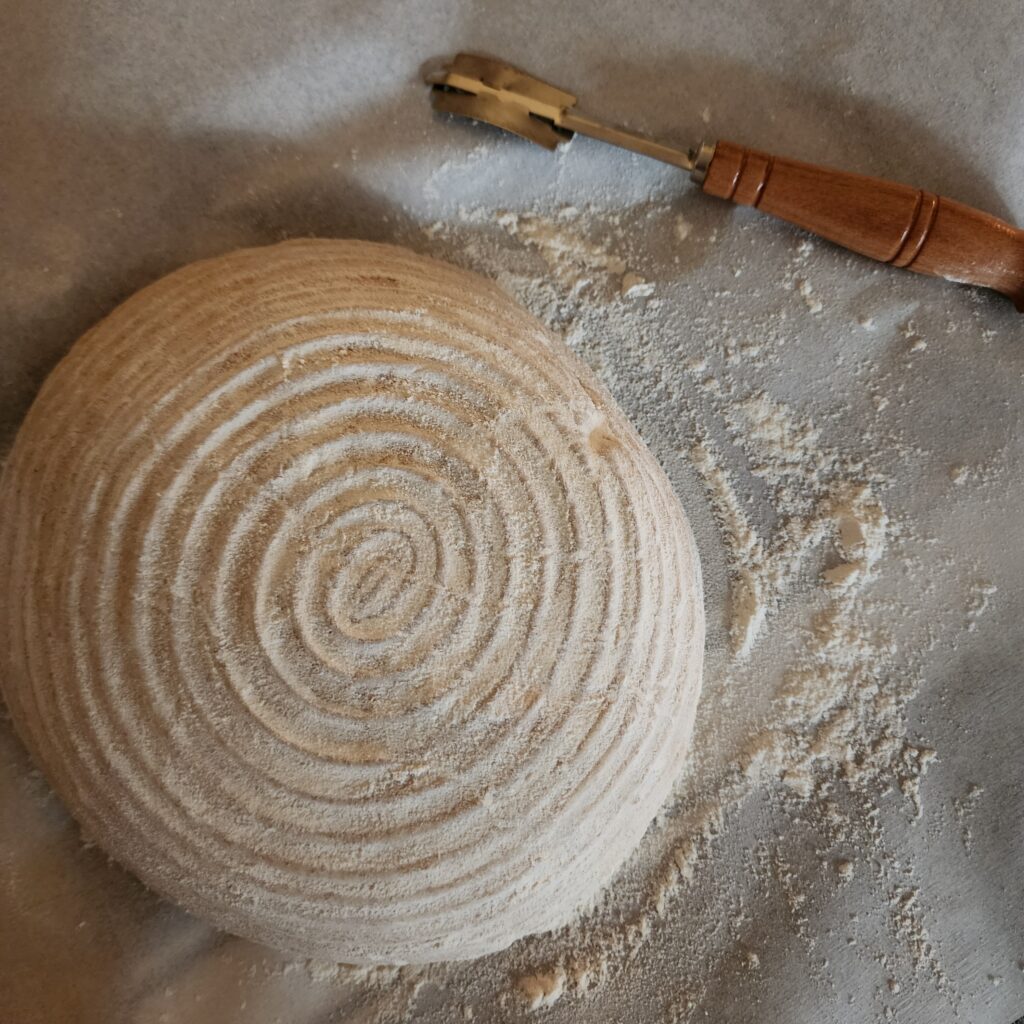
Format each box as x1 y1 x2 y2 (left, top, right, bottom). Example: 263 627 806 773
702 140 1024 310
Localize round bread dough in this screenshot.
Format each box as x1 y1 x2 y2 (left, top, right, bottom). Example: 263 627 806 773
0 239 703 964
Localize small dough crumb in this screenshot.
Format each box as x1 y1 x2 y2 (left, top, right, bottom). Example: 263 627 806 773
823 561 864 587
517 968 566 1009
621 272 655 298
586 416 619 455
797 278 823 313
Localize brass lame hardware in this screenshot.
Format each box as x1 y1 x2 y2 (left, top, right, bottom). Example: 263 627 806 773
427 52 698 173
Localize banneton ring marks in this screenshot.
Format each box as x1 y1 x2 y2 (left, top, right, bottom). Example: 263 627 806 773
0 239 704 964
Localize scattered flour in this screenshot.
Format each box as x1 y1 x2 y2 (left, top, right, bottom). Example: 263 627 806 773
674 214 693 242
966 581 996 632
420 200 955 1019
496 206 627 295
797 278 823 314
6 189 1004 1024
952 783 985 853
689 440 767 657
888 888 947 986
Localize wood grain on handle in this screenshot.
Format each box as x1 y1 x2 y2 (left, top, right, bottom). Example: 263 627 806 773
702 140 1024 310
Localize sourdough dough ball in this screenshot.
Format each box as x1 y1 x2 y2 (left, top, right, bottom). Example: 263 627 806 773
0 240 703 964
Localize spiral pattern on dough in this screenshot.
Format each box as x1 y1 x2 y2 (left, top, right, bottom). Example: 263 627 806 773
0 240 703 963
